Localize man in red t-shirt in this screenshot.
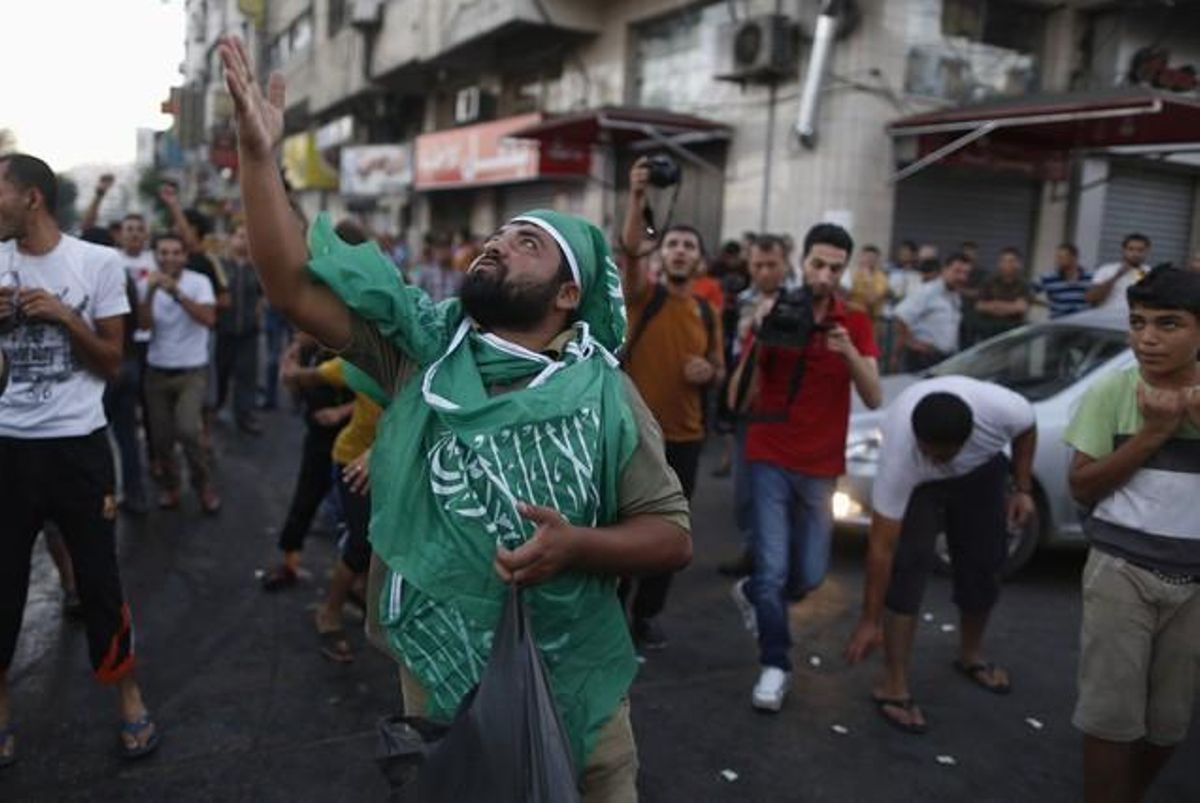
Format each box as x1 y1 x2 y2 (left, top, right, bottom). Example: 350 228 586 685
729 223 882 712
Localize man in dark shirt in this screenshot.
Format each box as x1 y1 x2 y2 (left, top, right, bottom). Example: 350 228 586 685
974 247 1033 341
215 223 263 433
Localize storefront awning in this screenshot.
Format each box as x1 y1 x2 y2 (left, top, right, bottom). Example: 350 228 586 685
511 106 732 173
887 88 1200 182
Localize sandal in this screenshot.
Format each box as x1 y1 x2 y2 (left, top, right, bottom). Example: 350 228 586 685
119 715 160 760
318 628 354 663
260 564 299 592
953 660 1012 695
872 695 928 735
0 725 15 769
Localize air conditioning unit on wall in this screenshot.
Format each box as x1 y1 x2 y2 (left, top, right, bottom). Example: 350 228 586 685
715 14 801 83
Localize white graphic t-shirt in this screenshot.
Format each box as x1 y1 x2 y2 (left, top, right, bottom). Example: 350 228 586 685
0 235 130 438
146 269 215 369
120 248 158 343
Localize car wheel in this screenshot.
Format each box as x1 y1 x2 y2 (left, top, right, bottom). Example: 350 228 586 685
933 490 1045 580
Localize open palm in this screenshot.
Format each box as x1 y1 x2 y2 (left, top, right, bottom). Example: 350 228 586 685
218 35 284 161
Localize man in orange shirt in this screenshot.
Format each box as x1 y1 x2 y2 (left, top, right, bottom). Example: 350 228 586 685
618 157 726 649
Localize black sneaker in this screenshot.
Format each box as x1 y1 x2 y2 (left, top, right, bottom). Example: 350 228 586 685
633 618 668 651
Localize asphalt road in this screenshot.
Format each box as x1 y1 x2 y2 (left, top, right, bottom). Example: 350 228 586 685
3 411 1198 802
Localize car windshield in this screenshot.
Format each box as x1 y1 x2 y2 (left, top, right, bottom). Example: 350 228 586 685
927 325 1129 401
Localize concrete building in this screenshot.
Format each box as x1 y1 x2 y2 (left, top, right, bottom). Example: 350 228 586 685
180 0 1200 274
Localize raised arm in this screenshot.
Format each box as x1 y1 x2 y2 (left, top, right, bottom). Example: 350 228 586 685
619 157 652 301
219 35 351 349
82 174 113 231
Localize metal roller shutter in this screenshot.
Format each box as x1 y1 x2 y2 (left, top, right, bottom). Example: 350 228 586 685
1099 164 1197 268
891 166 1038 270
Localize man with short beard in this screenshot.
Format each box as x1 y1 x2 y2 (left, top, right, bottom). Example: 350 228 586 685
729 225 881 712
221 36 691 799
619 157 726 650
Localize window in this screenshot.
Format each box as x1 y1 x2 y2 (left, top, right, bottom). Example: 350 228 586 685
942 0 1044 51
632 3 726 110
930 325 1128 401
291 11 313 53
906 0 1044 102
270 9 314 69
328 0 348 37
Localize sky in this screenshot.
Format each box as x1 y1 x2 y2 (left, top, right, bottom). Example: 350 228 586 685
2 0 186 171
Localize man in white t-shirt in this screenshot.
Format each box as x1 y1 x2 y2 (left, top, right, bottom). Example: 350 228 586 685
0 153 158 765
844 375 1037 735
138 232 220 513
1086 233 1150 313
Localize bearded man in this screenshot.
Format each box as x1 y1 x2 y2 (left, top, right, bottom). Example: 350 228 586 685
220 37 691 800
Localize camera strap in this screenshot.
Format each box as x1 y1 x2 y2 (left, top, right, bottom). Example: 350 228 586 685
740 344 809 424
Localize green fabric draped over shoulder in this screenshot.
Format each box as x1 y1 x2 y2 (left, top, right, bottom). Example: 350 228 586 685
306 211 639 770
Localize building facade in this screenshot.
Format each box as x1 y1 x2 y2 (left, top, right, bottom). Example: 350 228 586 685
173 0 1200 273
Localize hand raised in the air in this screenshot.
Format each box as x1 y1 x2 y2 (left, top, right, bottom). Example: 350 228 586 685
218 35 285 162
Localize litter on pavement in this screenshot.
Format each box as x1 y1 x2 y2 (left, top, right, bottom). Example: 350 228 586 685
831 724 850 735
809 655 822 668
940 623 957 633
936 755 957 766
922 612 935 622
720 769 739 782
1026 717 1045 730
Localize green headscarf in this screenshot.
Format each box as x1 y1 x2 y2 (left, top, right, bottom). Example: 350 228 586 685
306 210 639 771
508 209 627 353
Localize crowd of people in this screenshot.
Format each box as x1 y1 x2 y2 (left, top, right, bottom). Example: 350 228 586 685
0 34 1198 802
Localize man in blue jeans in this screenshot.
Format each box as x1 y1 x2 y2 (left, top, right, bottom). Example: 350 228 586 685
730 224 881 711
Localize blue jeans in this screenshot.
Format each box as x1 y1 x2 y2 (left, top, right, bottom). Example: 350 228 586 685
746 462 836 671
262 307 291 409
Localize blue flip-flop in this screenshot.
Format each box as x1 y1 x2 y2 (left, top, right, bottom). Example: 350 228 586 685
119 715 160 760
0 724 15 769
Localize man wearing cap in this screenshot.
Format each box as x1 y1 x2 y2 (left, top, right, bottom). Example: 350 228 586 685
221 36 691 798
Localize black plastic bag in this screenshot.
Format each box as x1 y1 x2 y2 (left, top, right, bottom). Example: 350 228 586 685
376 585 582 803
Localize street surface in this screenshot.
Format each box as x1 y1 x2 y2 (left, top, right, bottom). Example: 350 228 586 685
3 411 1198 802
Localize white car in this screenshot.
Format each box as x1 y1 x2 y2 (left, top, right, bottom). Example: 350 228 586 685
834 309 1133 577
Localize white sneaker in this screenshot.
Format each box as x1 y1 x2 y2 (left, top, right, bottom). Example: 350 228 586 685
752 667 791 712
730 578 758 638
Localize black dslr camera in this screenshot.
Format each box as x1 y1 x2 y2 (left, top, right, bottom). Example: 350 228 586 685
756 287 827 350
645 154 681 188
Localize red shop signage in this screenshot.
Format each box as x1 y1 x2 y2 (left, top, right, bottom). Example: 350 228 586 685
415 113 590 189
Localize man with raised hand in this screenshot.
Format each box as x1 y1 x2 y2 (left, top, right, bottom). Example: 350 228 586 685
1066 267 1200 803
220 36 691 799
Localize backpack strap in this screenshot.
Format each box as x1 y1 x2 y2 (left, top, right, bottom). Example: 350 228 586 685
619 283 668 368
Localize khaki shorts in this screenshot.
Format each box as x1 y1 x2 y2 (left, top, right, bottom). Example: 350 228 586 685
1073 549 1200 745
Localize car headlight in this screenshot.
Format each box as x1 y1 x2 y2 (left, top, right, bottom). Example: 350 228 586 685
832 491 864 521
846 427 883 463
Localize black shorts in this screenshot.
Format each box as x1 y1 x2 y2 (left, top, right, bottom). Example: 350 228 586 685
884 454 1009 616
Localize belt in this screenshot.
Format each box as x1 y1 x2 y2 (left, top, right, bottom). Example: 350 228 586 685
148 366 204 376
1151 569 1200 586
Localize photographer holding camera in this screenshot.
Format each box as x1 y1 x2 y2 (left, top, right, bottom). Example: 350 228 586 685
620 155 725 651
728 223 882 712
